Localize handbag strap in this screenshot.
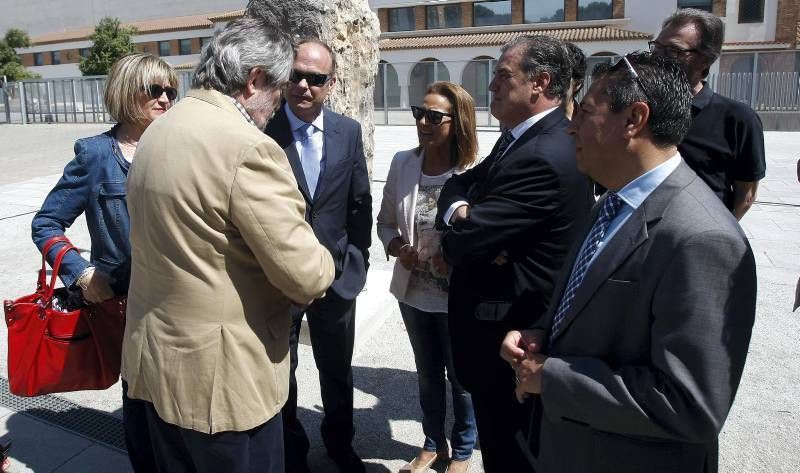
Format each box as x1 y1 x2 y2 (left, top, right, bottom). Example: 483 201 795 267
41 242 77 303
38 236 72 292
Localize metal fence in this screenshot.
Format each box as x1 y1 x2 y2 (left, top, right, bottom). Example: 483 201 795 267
1 66 798 126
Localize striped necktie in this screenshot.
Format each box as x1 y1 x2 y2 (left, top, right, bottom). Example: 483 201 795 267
549 193 624 339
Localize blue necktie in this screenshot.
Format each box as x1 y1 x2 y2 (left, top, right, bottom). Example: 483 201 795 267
298 123 320 198
550 193 624 339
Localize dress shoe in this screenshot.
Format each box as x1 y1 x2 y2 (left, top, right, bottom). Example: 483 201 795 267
399 449 440 473
444 457 471 473
329 448 366 473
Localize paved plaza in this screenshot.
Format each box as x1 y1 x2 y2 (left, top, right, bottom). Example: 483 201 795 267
0 123 797 472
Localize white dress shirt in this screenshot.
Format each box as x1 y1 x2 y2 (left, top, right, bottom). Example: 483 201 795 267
285 103 325 197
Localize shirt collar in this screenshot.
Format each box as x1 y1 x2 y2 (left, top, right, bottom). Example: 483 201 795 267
285 102 324 133
616 153 682 210
227 96 256 127
508 106 558 140
692 83 713 111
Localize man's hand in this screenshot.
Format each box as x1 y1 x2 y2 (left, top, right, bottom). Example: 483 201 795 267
492 250 509 265
515 352 547 402
449 204 470 224
79 269 115 303
500 329 545 366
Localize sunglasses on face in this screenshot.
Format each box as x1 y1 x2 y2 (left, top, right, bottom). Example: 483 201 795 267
289 70 331 87
611 55 652 102
145 84 178 101
647 40 699 58
411 106 453 125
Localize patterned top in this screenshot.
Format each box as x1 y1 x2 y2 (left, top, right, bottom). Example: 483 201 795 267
227 96 256 127
404 169 454 313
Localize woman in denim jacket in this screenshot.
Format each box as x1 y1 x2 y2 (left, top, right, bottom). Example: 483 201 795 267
31 53 177 301
30 53 176 473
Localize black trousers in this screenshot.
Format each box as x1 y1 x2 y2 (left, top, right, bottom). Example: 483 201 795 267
282 291 357 470
123 384 283 473
470 373 535 473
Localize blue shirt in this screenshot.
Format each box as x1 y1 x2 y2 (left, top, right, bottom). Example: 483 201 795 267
579 153 682 269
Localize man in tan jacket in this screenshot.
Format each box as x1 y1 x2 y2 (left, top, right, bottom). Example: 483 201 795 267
123 18 334 473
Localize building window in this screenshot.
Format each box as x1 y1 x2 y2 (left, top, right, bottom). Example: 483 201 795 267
473 0 512 27
677 0 713 12
524 0 564 23
158 41 171 57
427 4 462 29
738 0 764 23
179 39 192 55
51 51 61 65
578 0 612 21
33 52 43 66
201 37 212 50
389 7 416 31
79 47 90 58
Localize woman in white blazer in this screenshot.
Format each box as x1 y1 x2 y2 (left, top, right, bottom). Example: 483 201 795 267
377 82 479 473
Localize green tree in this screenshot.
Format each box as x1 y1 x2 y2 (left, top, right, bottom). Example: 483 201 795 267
79 17 137 76
4 28 31 49
0 28 39 81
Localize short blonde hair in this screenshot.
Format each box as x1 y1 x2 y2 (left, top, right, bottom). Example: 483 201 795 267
104 53 178 128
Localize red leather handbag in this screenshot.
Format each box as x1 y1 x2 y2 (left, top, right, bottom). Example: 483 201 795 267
4 236 126 397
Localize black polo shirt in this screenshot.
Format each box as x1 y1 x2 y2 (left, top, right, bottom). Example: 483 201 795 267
678 85 766 210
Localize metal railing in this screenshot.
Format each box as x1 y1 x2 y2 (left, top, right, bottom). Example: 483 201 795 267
1 66 798 126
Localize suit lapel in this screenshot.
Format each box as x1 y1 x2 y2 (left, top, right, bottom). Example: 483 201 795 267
486 109 567 179
265 105 311 202
314 110 341 202
549 161 697 343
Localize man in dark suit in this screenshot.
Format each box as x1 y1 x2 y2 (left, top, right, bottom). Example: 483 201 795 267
435 35 593 472
264 39 372 473
502 52 757 473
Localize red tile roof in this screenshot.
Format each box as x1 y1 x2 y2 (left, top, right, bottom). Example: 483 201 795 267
379 26 651 50
30 12 230 45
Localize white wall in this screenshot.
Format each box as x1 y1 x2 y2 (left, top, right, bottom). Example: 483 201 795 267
723 0 778 42
625 0 678 36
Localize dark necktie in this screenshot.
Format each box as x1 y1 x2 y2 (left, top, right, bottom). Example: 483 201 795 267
488 130 515 166
549 193 625 339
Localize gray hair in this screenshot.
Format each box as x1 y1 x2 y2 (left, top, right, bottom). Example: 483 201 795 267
192 17 294 95
501 35 571 100
662 8 724 62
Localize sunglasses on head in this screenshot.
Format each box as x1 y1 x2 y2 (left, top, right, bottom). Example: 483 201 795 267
289 70 331 87
411 106 453 125
610 55 651 102
145 84 178 101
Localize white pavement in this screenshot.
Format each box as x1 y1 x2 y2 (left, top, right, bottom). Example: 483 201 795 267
0 124 797 472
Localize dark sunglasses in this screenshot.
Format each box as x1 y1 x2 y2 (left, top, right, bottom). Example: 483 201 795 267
145 84 178 101
289 70 331 87
411 106 453 125
611 55 651 103
647 40 699 58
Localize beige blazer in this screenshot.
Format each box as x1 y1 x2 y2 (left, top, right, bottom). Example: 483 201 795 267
376 148 466 300
123 88 334 434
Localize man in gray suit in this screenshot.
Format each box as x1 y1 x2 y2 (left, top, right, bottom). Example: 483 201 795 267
501 52 757 473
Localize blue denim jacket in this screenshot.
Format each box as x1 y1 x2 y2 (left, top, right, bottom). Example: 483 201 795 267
31 126 131 295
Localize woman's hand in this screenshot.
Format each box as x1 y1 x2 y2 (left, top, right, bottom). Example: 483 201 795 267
431 253 449 275
78 269 115 303
389 237 419 271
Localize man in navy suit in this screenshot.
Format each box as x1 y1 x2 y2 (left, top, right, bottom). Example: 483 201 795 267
264 39 372 473
435 35 593 472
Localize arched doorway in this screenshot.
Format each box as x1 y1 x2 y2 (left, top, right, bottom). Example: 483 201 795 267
461 56 494 109
409 58 451 107
374 60 401 108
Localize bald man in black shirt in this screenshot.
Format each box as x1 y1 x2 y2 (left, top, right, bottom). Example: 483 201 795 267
650 8 765 220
